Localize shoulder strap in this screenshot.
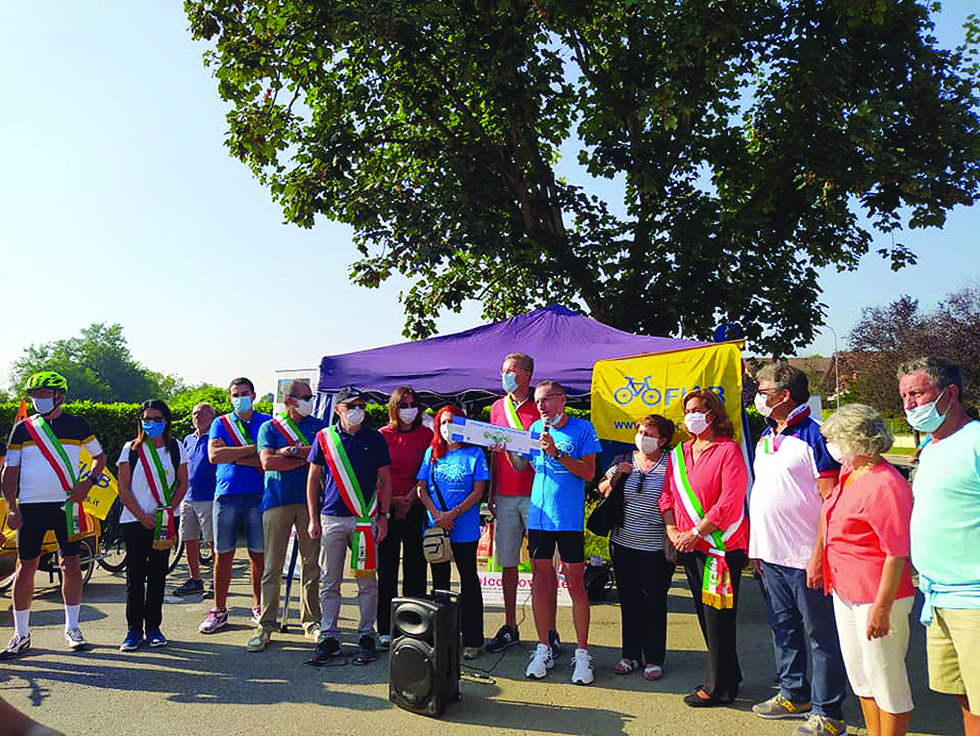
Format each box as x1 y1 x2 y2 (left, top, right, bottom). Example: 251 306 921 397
169 439 181 472
429 453 451 512
129 445 138 471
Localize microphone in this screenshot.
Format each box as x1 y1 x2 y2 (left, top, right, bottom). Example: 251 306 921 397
541 413 550 434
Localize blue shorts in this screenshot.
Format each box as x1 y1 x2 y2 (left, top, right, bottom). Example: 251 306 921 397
212 494 264 554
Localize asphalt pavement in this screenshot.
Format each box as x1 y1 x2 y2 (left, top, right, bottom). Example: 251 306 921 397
0 554 964 736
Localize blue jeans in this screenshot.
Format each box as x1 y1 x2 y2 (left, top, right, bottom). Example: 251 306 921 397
761 561 847 720
213 494 264 554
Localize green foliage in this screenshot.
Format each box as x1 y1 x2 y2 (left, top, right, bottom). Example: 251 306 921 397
9 323 186 402
187 0 980 355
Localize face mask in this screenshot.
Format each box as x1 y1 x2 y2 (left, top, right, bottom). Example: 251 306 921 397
684 411 710 435
825 441 846 465
295 398 314 417
30 396 56 415
502 372 518 394
344 407 365 427
231 395 253 414
142 420 166 438
905 387 948 433
754 391 784 418
398 407 418 424
440 423 453 442
635 433 661 454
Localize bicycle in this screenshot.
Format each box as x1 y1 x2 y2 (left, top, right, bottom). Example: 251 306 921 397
613 376 663 406
96 498 212 575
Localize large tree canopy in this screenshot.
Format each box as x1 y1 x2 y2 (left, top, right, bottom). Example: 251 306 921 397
186 0 980 352
9 323 186 403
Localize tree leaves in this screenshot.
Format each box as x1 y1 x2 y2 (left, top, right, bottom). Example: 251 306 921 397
186 0 980 352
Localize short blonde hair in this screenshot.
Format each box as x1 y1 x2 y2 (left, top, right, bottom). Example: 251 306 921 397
821 404 893 459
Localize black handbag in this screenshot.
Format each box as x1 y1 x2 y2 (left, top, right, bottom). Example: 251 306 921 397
586 466 627 537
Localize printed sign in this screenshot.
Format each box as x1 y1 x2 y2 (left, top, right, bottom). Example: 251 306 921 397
447 416 539 457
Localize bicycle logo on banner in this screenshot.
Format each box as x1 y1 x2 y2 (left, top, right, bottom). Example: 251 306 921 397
613 376 726 407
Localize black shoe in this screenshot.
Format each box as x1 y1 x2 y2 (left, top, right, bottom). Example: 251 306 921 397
486 624 520 653
172 578 204 597
353 634 377 665
548 629 561 659
307 636 341 666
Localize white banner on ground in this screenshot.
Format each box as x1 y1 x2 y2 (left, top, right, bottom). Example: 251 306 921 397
479 570 573 607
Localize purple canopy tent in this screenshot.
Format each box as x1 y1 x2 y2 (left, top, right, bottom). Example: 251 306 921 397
317 304 702 401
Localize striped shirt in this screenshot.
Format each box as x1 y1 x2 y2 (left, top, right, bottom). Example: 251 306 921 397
606 452 668 552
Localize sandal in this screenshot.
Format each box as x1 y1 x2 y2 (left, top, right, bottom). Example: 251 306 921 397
613 658 638 675
644 664 663 681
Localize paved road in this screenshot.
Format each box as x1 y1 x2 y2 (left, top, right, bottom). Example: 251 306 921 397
0 555 963 735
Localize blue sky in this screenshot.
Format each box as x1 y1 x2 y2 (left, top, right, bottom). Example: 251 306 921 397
1 2 977 395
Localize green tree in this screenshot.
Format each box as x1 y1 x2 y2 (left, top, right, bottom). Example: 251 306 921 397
186 1 980 353
9 323 180 403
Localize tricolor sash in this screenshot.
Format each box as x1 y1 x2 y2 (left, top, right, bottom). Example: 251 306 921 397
219 413 253 447
23 416 90 538
502 395 524 429
271 413 309 447
317 427 377 571
136 441 177 550
671 444 744 609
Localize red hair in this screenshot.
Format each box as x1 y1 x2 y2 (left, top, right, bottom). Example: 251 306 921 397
430 405 467 462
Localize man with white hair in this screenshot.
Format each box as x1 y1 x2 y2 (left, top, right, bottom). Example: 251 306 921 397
898 357 980 736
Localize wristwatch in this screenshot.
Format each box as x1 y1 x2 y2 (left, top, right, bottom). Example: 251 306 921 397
379 510 391 519
554 450 566 461
691 527 703 539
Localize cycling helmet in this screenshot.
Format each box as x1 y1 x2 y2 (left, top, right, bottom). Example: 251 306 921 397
26 371 69 392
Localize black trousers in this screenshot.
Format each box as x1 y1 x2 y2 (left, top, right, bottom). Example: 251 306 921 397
377 503 429 635
431 540 483 648
680 549 747 702
611 542 675 666
123 522 170 632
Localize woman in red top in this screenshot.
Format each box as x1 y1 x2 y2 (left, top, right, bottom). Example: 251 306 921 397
377 386 433 648
820 404 914 736
660 389 749 707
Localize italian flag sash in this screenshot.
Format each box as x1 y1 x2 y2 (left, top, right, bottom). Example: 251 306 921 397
137 441 176 549
23 416 90 538
271 413 309 446
317 427 377 571
219 413 252 446
502 394 524 429
671 444 744 609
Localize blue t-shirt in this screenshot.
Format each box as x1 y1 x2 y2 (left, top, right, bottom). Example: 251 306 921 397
416 446 490 543
308 425 391 517
528 415 603 532
209 411 272 498
257 414 327 511
183 431 217 502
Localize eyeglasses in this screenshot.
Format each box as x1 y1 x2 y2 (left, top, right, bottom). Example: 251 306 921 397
345 403 367 410
398 402 417 408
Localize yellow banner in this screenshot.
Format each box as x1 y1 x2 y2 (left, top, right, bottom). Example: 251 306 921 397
591 343 744 443
77 446 118 520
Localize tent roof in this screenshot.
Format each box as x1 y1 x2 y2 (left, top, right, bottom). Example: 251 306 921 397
317 304 703 398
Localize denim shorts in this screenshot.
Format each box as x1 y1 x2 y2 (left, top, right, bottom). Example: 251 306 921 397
213 494 264 554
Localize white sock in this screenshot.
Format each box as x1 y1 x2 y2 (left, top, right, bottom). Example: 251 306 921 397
65 604 80 631
14 609 31 637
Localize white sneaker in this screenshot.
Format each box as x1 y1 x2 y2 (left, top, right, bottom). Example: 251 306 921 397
525 643 554 679
64 627 87 650
571 648 595 685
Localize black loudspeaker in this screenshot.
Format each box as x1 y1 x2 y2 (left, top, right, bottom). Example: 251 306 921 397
389 593 460 717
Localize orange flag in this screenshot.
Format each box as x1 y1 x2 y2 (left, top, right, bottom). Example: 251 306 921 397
14 397 28 425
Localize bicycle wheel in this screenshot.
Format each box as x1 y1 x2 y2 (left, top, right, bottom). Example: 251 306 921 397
79 539 95 587
96 499 128 573
167 525 185 575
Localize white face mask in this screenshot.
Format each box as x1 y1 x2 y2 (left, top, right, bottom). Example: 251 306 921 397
344 407 365 427
440 422 453 442
294 398 314 417
825 441 846 465
398 407 419 424
684 411 710 436
635 433 661 454
754 391 784 419
31 396 56 415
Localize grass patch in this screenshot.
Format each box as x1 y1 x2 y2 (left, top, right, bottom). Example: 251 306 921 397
583 499 610 561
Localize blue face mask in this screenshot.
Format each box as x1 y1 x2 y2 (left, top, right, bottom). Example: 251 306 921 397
142 420 166 438
905 387 948 433
231 395 253 415
502 372 518 394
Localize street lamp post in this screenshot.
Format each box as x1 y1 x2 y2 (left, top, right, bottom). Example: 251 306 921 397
826 325 840 410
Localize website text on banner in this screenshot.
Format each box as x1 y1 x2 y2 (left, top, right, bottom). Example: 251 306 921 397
590 343 744 444
78 445 118 520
